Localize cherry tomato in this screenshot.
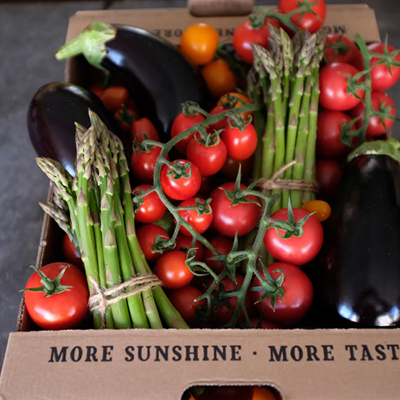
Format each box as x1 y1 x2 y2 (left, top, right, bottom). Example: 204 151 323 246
197 386 254 400
114 107 137 135
218 92 253 122
233 19 280 64
264 208 324 265
323 34 358 65
137 224 170 263
354 42 400 90
316 159 343 201
62 234 83 269
349 90 396 137
89 85 104 98
24 262 88 330
131 117 160 143
180 23 219 66
221 155 253 180
319 63 364 111
204 236 233 272
316 110 355 158
177 197 213 236
171 112 206 154
278 0 326 33
154 251 194 289
160 160 202 201
250 318 280 330
211 182 260 237
187 134 228 176
132 184 166 224
207 104 229 132
202 59 237 98
251 262 314 325
302 200 331 222
101 86 129 113
175 234 204 261
130 146 163 184
168 286 205 323
222 123 258 161
212 275 255 326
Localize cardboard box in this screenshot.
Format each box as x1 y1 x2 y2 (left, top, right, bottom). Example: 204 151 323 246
2 5 399 400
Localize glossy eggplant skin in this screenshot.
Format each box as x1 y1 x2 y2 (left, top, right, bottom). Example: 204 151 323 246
28 82 119 176
318 155 400 327
101 25 209 139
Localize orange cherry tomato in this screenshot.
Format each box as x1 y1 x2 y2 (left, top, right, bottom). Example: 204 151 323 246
180 23 219 66
253 386 278 400
302 200 331 222
218 92 253 121
202 59 237 98
101 86 129 113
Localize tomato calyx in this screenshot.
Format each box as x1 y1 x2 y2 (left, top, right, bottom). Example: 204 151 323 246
115 105 136 124
132 135 160 153
181 100 207 117
164 160 194 180
132 185 157 211
177 197 212 216
24 265 72 297
371 36 400 74
323 35 350 60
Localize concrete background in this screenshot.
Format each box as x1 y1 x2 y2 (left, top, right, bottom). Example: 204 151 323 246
1 0 400 372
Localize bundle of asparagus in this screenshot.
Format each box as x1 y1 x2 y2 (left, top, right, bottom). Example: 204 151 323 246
36 110 188 330
249 26 325 209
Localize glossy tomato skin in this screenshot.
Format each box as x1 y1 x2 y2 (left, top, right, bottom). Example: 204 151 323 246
233 19 280 64
171 112 206 154
197 386 254 400
302 200 331 222
101 86 129 113
187 134 227 176
264 208 324 265
319 63 364 111
213 275 255 326
130 146 163 184
160 160 201 201
210 182 260 237
278 0 326 33
207 105 229 132
218 92 253 121
132 184 166 224
154 251 194 289
222 123 258 161
316 159 343 201
251 262 314 325
168 286 205 323
204 236 233 271
324 34 358 65
62 234 83 269
25 262 89 330
175 234 204 261
202 59 237 98
131 117 159 143
137 224 170 263
350 90 396 137
316 110 354 158
177 197 213 236
355 43 400 90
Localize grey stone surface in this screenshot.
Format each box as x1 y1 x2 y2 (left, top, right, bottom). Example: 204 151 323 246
0 0 400 374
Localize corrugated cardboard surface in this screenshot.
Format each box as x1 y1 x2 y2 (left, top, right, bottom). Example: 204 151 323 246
0 5 396 400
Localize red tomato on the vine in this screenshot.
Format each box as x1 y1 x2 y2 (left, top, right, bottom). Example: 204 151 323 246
137 224 170 263
171 112 205 154
350 90 396 137
222 123 258 161
175 234 204 262
204 236 233 271
207 104 229 132
323 34 358 65
132 184 166 224
251 262 314 325
24 263 88 330
264 208 324 265
316 159 343 201
319 63 364 111
62 234 83 269
131 117 159 143
130 146 164 184
187 134 228 176
233 18 280 64
278 0 327 34
177 197 213 236
354 42 400 90
316 110 355 158
210 182 260 237
168 286 205 323
154 250 194 289
160 159 202 201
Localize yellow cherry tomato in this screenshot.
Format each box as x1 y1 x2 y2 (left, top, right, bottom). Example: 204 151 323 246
302 200 332 222
202 59 237 98
218 91 253 121
180 23 219 65
253 386 277 400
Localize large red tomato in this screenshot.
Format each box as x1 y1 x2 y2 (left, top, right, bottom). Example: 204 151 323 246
171 112 205 154
24 262 88 330
177 197 213 236
62 234 83 269
323 34 358 65
251 262 313 325
264 208 324 265
210 182 260 237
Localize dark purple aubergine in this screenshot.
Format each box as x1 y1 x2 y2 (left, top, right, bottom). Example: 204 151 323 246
318 140 400 327
55 22 209 140
27 82 120 176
